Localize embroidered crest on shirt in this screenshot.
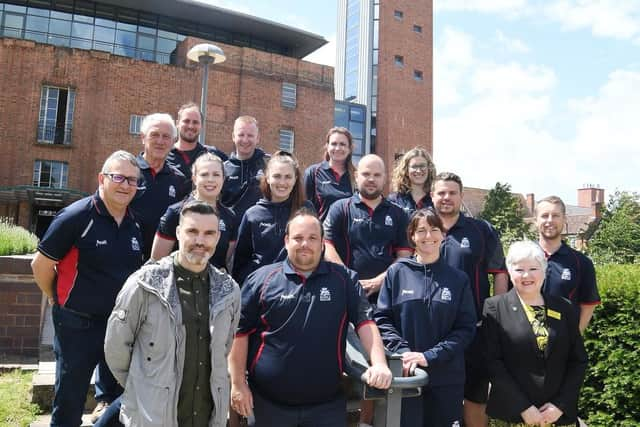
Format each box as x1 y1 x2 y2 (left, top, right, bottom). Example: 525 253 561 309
561 268 572 280
385 215 393 226
168 185 176 198
460 237 470 248
131 237 140 251
320 287 332 302
219 219 226 231
441 287 452 301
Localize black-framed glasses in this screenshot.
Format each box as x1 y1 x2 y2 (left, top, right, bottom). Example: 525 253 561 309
104 173 138 186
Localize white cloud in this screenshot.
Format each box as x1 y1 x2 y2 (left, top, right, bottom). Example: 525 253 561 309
434 27 474 107
303 35 336 67
435 0 531 16
495 30 530 53
544 0 640 40
471 62 556 95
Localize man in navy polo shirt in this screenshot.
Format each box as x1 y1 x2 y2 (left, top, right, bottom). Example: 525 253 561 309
323 154 413 301
229 209 391 427
535 195 600 332
130 113 190 260
431 172 508 427
168 102 228 180
31 150 144 427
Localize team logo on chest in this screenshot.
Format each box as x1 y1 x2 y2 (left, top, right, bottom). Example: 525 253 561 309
385 215 393 226
131 237 140 252
168 185 176 198
561 268 572 280
460 237 470 248
441 287 452 302
219 219 226 232
319 287 332 302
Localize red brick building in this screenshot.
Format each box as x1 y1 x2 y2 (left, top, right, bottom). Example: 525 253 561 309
0 0 333 236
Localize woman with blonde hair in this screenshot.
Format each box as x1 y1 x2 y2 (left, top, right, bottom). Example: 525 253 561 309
389 147 436 217
304 126 356 221
232 151 312 285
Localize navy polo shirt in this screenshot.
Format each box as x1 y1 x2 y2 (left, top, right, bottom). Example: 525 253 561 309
323 194 412 280
130 155 190 260
168 143 228 181
543 241 600 309
237 260 373 406
440 214 507 320
375 257 476 387
232 198 314 285
304 161 353 221
387 191 433 218
221 149 269 217
156 195 238 270
37 193 143 317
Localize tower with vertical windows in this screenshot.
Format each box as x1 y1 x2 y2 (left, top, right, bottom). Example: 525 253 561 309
335 0 433 168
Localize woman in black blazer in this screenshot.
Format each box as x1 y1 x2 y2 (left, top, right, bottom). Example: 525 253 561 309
481 240 588 426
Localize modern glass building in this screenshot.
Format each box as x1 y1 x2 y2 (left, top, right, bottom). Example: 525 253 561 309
334 100 366 164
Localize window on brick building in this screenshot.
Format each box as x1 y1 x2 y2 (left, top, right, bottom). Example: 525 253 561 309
414 70 424 81
38 86 75 145
281 82 297 109
394 10 403 20
413 24 422 33
33 160 68 188
129 114 145 134
394 55 404 67
279 129 295 153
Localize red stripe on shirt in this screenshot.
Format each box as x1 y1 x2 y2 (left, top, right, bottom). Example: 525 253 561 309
336 312 348 373
56 246 80 307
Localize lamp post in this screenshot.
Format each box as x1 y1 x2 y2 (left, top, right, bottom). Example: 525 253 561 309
187 43 226 145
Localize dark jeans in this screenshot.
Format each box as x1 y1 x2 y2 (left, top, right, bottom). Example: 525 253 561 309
94 397 123 427
401 384 464 427
248 391 346 427
50 305 122 427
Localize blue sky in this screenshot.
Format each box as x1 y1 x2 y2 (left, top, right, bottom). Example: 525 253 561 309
202 0 639 205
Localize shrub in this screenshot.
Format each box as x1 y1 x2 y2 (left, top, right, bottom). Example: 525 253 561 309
580 264 640 426
0 218 38 256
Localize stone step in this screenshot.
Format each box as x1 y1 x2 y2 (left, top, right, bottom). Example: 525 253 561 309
30 413 93 427
32 360 98 412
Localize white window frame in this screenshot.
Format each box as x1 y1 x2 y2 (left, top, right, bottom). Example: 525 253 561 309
33 160 68 188
129 114 145 134
281 82 297 109
279 129 295 153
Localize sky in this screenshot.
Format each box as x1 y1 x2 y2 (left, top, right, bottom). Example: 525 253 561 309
200 0 639 205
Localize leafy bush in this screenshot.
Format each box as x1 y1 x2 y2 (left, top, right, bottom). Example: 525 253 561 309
0 218 38 256
580 264 640 426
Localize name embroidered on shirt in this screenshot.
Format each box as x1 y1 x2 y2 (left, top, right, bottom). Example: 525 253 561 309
96 240 108 247
319 287 331 302
561 268 572 280
460 237 470 248
280 293 296 301
320 180 332 185
401 289 414 296
353 218 366 223
228 175 239 180
547 309 562 320
385 215 393 226
131 238 140 251
441 287 452 301
259 222 273 228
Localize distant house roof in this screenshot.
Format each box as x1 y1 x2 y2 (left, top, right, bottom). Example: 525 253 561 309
461 187 528 218
98 0 327 58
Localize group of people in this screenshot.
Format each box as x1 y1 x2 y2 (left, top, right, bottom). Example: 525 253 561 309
30 104 600 427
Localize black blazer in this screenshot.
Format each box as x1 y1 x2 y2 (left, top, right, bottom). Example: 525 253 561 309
481 289 588 424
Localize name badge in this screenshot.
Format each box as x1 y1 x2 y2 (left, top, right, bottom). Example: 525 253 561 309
547 309 561 320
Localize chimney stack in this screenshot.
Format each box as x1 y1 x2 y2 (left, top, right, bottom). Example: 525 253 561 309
577 185 605 218
526 193 535 217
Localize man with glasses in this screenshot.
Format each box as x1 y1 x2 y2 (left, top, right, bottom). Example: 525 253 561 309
31 150 144 426
130 113 190 260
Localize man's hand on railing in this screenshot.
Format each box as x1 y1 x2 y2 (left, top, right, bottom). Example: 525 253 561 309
363 362 393 389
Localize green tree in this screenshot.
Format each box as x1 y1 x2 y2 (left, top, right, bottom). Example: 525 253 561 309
479 182 534 247
587 191 640 264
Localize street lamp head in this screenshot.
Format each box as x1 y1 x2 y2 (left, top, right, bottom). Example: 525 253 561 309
187 43 226 65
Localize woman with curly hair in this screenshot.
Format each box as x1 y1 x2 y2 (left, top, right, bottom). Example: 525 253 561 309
388 147 436 217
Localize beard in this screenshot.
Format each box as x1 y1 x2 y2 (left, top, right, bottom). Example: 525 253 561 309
182 245 214 266
359 187 383 200
180 130 199 144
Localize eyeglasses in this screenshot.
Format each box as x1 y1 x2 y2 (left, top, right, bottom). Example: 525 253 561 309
409 164 429 171
104 173 138 186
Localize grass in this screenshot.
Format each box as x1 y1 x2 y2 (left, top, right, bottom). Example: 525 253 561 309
0 218 38 256
0 369 40 426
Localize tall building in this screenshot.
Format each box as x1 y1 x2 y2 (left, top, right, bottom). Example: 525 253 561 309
0 0 334 235
335 0 433 168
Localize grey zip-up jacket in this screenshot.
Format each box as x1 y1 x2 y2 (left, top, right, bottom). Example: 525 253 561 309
105 255 241 427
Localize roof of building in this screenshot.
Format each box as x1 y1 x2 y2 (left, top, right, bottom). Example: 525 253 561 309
100 0 327 58
461 186 528 218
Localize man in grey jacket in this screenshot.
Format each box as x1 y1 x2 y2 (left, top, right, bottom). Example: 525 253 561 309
103 200 241 427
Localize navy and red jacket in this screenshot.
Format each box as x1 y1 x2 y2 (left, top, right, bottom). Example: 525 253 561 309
221 149 269 218
304 161 353 221
237 259 373 405
387 191 433 218
440 214 507 320
37 193 143 317
375 257 476 387
155 195 238 270
168 142 228 181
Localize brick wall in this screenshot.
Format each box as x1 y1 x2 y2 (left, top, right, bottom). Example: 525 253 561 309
0 256 42 361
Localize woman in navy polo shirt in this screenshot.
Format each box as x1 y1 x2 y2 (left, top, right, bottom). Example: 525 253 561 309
150 153 238 271
232 151 309 285
375 208 476 427
304 127 355 221
388 147 436 217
